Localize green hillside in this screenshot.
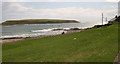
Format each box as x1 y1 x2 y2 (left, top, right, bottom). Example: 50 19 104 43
3 23 118 62
2 19 79 25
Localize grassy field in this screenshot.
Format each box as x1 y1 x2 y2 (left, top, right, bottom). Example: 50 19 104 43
2 19 79 25
2 23 118 62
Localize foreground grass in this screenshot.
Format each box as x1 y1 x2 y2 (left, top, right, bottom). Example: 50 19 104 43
3 23 118 62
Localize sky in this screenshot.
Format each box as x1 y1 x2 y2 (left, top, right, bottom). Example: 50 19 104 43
1 0 119 24
2 0 120 2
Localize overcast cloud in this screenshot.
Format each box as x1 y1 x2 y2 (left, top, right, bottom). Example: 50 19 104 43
2 0 120 2
2 2 118 25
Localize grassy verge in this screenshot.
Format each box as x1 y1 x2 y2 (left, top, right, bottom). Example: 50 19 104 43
3 23 118 62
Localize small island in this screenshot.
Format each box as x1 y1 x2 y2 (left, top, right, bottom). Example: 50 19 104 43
2 19 79 25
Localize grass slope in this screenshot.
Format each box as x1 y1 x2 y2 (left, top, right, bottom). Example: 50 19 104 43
2 19 79 25
3 23 118 62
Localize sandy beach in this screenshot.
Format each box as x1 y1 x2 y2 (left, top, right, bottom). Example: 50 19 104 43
1 39 23 43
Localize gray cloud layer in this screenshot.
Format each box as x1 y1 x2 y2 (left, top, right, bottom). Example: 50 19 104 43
2 2 118 25
2 0 119 2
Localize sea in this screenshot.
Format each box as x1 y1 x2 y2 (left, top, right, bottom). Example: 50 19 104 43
0 23 95 39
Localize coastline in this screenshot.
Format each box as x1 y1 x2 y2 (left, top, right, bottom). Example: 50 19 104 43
1 28 82 43
1 22 112 43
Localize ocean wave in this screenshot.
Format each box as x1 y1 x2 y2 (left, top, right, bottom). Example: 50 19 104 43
0 29 67 39
31 29 53 32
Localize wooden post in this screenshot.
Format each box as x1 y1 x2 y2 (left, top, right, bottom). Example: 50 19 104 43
106 17 107 22
102 13 103 25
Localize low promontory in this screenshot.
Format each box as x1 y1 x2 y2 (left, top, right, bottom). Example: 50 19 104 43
2 19 79 25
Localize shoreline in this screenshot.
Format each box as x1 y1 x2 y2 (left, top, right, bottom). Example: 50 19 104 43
1 39 23 43
1 28 82 43
1 22 113 43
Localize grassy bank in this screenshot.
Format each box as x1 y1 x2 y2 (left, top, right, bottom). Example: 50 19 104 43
2 19 79 25
3 23 118 62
